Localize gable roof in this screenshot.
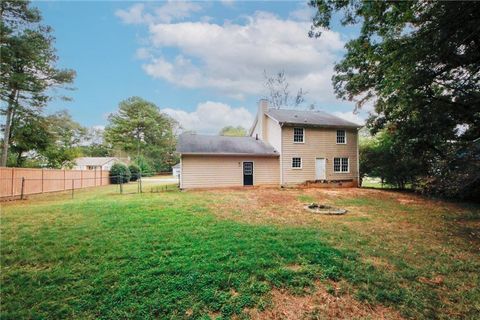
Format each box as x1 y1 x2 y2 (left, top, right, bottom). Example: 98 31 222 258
74 157 122 166
177 133 279 156
267 109 362 128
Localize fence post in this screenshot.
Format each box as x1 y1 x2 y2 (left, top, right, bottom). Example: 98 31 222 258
139 172 142 193
80 170 83 188
120 175 123 194
72 179 74 199
11 168 15 197
100 168 103 186
64 169 66 191
20 177 25 200
41 168 44 193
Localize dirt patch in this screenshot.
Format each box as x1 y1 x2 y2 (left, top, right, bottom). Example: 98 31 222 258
285 264 303 272
246 281 403 320
208 311 221 319
202 187 480 319
418 276 445 286
362 256 396 271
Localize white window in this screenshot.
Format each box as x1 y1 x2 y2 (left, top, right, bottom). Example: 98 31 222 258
334 157 349 173
293 128 304 143
292 157 302 169
336 130 346 144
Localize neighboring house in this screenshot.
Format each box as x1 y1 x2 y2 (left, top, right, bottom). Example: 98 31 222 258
72 157 129 171
172 163 181 177
176 100 361 189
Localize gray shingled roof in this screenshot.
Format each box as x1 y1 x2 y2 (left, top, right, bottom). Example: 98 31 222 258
74 157 119 166
267 109 361 128
177 133 279 156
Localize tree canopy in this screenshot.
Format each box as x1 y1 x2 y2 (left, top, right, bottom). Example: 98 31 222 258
1 0 76 166
310 0 480 198
104 97 178 172
7 109 85 168
219 126 247 137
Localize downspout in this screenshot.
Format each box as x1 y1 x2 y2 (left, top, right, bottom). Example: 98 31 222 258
280 122 284 187
179 154 183 189
356 128 360 187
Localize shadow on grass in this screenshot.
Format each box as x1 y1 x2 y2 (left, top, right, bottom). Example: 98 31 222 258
0 195 466 319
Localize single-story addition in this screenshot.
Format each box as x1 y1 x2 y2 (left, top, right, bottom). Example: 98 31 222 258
176 100 362 189
71 157 129 171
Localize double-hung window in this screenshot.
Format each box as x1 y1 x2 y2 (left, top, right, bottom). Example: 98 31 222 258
292 157 302 169
293 128 304 143
333 157 349 173
336 130 346 144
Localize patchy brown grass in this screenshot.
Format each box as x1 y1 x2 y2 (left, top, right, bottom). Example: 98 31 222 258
3 185 478 319
247 281 403 320
197 187 480 319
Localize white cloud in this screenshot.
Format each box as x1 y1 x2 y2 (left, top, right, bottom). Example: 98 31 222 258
289 3 316 22
125 9 345 101
115 1 202 25
135 47 152 60
115 3 145 24
163 101 254 134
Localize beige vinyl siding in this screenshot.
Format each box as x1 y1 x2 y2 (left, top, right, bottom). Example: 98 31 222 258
281 127 358 185
265 117 282 151
181 155 280 189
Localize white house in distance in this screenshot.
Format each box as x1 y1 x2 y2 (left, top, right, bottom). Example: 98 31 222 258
172 163 181 177
72 157 129 171
176 100 361 189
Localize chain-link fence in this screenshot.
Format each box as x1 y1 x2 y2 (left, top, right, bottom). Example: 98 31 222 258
0 174 151 200
0 167 181 201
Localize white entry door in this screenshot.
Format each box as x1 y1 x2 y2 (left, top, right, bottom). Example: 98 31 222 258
315 158 326 180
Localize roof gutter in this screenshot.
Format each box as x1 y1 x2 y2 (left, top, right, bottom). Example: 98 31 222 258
280 123 362 129
179 152 279 157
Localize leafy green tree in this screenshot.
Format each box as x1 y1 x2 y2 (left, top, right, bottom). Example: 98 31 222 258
41 111 86 168
128 164 140 181
133 155 154 177
109 163 131 184
1 0 76 166
80 127 112 157
7 110 52 167
105 97 178 172
219 126 247 137
310 1 480 196
360 130 422 189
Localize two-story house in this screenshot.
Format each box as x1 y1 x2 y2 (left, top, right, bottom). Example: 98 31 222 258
176 100 361 189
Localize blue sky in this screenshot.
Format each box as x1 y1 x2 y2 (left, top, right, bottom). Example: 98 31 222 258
36 0 363 134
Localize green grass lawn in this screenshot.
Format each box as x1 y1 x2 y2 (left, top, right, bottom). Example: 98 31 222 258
1 184 479 319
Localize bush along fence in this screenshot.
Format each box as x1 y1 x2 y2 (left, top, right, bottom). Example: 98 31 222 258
0 167 110 200
111 172 145 195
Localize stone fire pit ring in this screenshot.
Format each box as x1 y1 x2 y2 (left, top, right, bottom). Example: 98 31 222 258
304 203 347 215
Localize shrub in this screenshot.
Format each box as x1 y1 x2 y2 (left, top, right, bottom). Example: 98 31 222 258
109 163 131 184
129 164 141 181
135 156 155 177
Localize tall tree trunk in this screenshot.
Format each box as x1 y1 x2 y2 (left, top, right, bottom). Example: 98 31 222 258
1 90 17 167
